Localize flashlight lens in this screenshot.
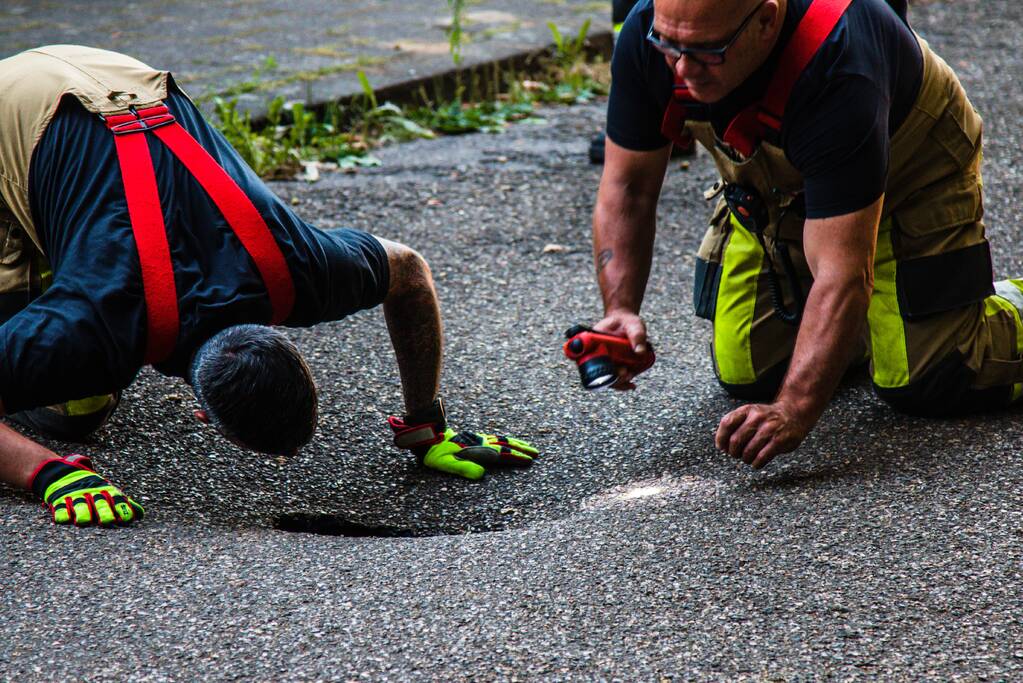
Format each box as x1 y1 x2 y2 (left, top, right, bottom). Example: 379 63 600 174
579 356 617 391
585 374 617 390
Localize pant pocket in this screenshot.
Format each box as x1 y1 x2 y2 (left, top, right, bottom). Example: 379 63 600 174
693 258 722 320
693 198 732 320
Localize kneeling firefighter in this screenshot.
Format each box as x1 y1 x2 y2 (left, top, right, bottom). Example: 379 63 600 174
584 0 1023 468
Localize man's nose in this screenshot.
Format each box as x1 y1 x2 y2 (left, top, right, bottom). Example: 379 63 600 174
676 53 707 79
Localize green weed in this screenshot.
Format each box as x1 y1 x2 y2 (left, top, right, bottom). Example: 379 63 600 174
537 19 608 104
211 20 608 179
447 0 466 65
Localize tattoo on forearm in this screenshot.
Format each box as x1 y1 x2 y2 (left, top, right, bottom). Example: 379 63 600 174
597 249 614 273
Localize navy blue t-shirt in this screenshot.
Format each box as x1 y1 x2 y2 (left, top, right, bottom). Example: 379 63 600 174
606 0 923 218
1 85 389 412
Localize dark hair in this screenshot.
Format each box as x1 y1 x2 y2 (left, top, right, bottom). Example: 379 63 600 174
190 325 318 455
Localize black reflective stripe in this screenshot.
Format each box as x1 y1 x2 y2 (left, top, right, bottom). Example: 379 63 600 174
873 350 1012 416
30 462 71 498
45 475 108 504
896 242 994 319
714 357 789 401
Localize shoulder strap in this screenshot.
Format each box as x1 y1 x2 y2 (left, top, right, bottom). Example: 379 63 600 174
663 0 854 158
151 119 296 326
105 104 296 363
106 114 180 363
757 0 854 131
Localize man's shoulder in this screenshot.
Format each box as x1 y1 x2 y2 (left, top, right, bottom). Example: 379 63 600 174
616 0 654 49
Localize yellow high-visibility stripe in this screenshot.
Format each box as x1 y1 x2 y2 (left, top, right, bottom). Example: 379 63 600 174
985 289 1023 401
867 220 910 388
65 395 113 417
713 214 762 385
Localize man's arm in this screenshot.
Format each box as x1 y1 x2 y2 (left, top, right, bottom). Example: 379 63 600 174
377 237 540 479
592 137 672 388
376 237 443 416
0 396 61 489
715 195 883 468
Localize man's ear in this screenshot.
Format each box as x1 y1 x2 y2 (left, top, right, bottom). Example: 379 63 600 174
194 409 210 424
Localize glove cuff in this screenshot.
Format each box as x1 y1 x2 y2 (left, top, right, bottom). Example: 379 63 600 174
27 454 93 498
388 398 447 451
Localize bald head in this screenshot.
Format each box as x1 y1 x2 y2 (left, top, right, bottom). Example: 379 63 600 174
652 0 786 103
654 0 765 37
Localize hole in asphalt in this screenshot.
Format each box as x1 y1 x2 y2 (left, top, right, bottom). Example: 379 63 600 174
273 512 496 537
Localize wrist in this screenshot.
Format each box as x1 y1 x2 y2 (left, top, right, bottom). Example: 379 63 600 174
404 398 446 427
772 394 822 434
28 454 92 497
388 399 448 457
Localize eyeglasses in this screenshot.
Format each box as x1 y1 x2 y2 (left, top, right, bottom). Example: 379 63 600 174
647 0 767 67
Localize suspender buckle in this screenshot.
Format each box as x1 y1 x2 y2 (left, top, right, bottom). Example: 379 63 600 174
102 104 176 136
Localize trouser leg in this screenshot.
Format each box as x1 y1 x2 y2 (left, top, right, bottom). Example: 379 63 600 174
702 213 814 400
868 221 1021 416
0 254 121 441
7 392 122 441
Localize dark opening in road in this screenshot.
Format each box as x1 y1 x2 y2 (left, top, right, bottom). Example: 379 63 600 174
273 512 504 537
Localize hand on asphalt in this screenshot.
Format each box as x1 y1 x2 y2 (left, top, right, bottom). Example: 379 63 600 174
30 455 144 526
593 310 649 391
715 402 809 469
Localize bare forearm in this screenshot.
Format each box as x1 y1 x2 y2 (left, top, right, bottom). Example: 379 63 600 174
775 277 870 425
716 198 882 468
385 291 442 415
592 140 669 315
593 192 657 314
0 421 58 489
379 240 443 415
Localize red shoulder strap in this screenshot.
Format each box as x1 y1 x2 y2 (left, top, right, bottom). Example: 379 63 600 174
660 83 700 148
106 111 180 363
720 0 853 156
106 104 296 363
757 0 854 130
150 119 295 325
664 0 853 158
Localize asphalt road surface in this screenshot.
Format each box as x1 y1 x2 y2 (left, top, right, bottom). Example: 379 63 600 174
1 0 1022 680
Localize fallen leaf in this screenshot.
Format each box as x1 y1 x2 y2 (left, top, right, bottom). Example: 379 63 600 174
298 161 320 183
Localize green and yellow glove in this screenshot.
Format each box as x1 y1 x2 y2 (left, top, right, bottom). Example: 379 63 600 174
388 399 539 480
29 454 144 526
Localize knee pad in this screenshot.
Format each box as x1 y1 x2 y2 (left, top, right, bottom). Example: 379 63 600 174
873 352 1010 417
8 392 121 441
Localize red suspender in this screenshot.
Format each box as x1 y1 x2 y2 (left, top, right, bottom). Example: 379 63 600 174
661 0 853 157
151 123 295 325
660 82 700 148
756 0 854 131
106 108 180 363
105 104 295 363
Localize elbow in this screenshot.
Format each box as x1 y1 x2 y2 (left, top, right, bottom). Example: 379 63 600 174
815 265 874 315
386 244 434 301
